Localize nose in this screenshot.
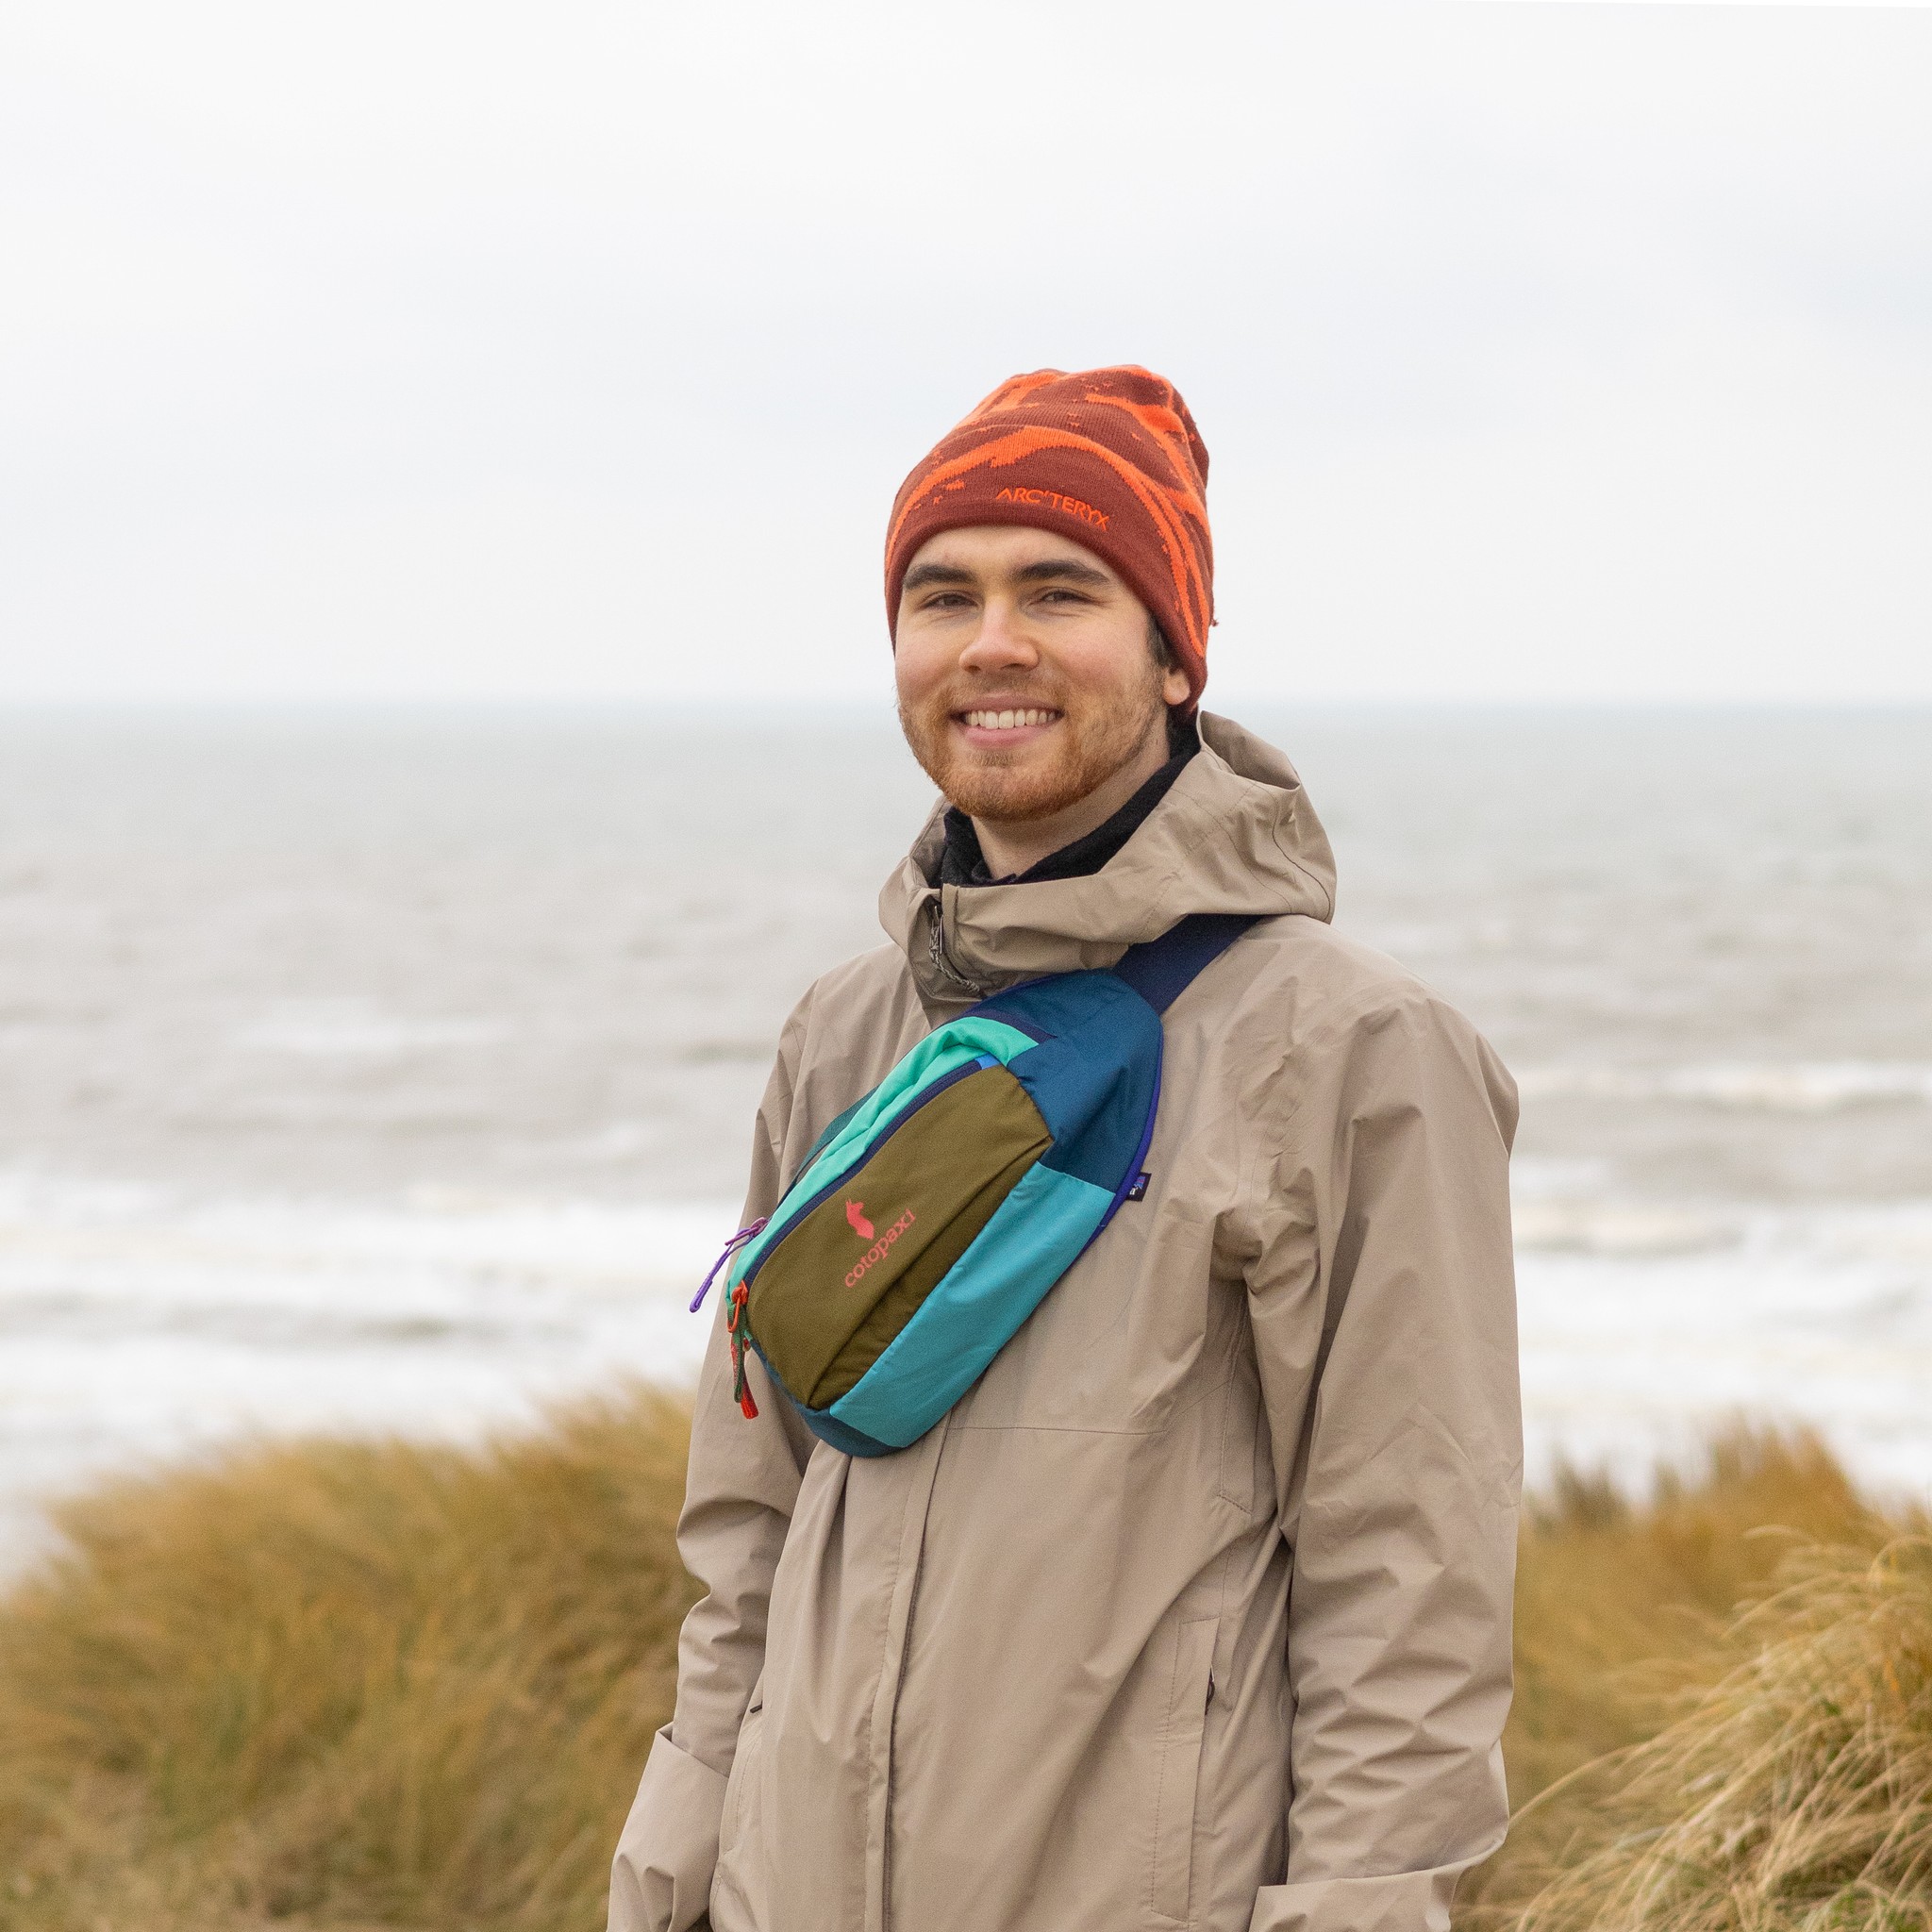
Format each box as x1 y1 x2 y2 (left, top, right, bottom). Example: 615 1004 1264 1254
958 594 1039 675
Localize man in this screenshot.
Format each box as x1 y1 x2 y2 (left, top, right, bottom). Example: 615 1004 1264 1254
611 367 1521 1932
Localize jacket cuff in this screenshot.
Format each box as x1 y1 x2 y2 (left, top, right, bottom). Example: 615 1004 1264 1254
608 1724 728 1932
1248 1865 1458 1932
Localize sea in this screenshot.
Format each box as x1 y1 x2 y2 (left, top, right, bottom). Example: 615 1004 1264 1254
2 705 1928 1568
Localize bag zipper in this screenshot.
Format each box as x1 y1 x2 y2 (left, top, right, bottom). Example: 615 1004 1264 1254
690 1217 769 1313
723 1051 1002 1419
737 1053 997 1292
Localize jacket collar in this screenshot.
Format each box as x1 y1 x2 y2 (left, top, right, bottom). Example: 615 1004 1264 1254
879 711 1338 1016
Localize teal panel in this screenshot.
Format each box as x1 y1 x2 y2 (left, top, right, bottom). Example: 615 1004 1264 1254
727 1014 1038 1288
825 1162 1111 1448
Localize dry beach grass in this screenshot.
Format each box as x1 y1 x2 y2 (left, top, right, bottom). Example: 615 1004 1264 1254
1471 1433 1928 1930
0 1392 1924 1932
1502 1537 1932 1932
0 1389 697 1932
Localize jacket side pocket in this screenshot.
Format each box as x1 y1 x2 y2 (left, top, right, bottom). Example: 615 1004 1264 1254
711 1692 768 1932
1150 1617 1217 1925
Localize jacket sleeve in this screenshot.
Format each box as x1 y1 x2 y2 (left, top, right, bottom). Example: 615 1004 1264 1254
1244 986 1522 1932
609 1004 821 1932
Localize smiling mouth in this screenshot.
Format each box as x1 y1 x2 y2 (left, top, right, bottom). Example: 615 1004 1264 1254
957 707 1062 732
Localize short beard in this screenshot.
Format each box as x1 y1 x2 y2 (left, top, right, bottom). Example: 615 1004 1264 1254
898 657 1170 824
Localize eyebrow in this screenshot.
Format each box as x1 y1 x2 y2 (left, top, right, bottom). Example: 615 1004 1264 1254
1012 557 1113 588
901 556 1116 593
901 561 977 591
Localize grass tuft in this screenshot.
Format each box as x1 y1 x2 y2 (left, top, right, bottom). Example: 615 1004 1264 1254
1498 1535 1932 1932
1476 1427 1927 1929
0 1386 697 1932
1504 1426 1884 1814
0 1398 1924 1931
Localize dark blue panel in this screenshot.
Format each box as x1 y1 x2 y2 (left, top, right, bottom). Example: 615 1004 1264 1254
1021 1033 1160 1189
957 989 1053 1042
799 1404 894 1457
978 973 1163 1191
953 926 1255 1197
990 967 1158 1045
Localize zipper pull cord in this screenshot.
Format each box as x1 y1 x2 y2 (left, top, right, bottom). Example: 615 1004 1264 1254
927 899 989 998
690 1217 769 1313
727 1280 759 1420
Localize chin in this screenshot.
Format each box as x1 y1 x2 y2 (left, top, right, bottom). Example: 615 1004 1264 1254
940 760 1087 825
900 683 1167 827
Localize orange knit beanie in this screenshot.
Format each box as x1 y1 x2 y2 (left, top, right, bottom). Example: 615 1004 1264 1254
884 366 1214 708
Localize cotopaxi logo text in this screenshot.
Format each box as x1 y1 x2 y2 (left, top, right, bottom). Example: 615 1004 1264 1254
844 1209 917 1288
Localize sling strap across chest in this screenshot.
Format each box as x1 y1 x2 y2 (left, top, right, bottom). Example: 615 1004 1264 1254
698 912 1265 1457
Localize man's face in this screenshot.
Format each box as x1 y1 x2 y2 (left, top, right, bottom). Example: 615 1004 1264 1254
893 525 1191 824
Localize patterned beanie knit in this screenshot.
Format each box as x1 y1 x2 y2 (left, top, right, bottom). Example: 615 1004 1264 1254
884 366 1213 708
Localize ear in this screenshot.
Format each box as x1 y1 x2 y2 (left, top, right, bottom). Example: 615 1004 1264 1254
1159 664 1192 708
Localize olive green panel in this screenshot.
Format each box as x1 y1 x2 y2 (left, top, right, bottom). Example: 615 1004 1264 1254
746 1066 1050 1405
807 1132 1042 1407
733 1017 1041 1285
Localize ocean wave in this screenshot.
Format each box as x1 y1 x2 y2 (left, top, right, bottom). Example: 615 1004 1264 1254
0 1173 740 1307
6 1170 1932 1561
1511 1201 1740 1256
0 1172 743 1566
233 1001 508 1057
1516 1199 1932 1501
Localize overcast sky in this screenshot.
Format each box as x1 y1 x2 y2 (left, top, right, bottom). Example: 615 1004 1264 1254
3 2 1928 707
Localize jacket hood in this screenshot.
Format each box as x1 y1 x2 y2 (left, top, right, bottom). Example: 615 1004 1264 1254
880 711 1337 1012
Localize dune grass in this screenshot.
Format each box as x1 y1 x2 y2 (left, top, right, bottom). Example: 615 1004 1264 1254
1469 1431 1919 1926
0 1392 1924 1931
1500 1432 1888 1832
1502 1536 1932 1932
0 1389 697 1932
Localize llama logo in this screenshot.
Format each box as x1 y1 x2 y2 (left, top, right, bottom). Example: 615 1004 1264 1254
845 1201 874 1241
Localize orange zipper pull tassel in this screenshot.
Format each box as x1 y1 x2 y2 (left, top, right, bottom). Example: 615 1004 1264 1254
727 1280 759 1420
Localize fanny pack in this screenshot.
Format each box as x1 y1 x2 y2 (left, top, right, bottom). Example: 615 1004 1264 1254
692 912 1263 1457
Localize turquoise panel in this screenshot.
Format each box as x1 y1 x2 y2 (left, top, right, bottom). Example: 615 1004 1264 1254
727 1014 1038 1287
825 1162 1112 1448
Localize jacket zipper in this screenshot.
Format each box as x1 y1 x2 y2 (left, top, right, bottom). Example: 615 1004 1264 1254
880 1425 944 1932
927 899 989 998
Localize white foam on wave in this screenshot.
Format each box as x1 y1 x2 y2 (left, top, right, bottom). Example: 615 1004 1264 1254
6 1167 1932 1567
1517 1198 1932 1503
233 1000 508 1057
1513 1199 1740 1257
1516 1061 1932 1112
0 1171 741 1567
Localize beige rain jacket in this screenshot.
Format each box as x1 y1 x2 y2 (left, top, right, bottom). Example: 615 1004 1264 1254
611 713 1521 1932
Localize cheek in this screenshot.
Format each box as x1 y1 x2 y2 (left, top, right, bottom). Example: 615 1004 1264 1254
892 629 950 708
1051 625 1157 711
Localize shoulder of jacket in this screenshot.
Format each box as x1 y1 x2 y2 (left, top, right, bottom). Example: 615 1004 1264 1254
1235 914 1489 1049
1229 918 1516 1141
795 941 915 1015
780 941 921 1060
765 944 927 1174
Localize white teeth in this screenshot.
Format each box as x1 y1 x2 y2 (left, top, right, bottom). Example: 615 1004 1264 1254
964 708 1056 730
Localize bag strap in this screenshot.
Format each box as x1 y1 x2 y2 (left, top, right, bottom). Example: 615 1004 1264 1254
1108 912 1266 1015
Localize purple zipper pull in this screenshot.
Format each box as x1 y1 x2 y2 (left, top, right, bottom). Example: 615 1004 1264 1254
691 1217 769 1313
